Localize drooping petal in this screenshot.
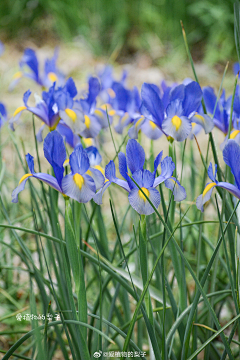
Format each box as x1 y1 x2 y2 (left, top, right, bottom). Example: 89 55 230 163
190 113 214 134
59 107 85 135
141 120 163 140
223 139 240 189
61 173 96 203
69 146 90 175
43 130 66 186
128 187 160 215
164 177 186 202
86 167 105 190
56 121 81 148
80 115 102 139
93 181 111 205
153 156 175 187
162 114 191 142
196 182 217 212
126 139 145 174
128 116 145 139
12 174 33 203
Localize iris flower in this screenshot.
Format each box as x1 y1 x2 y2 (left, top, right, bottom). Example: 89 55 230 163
12 131 104 204
141 81 213 142
94 139 186 215
9 48 65 91
77 77 113 138
10 78 85 139
196 140 240 212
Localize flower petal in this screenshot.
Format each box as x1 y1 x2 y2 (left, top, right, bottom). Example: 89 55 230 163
87 167 105 190
126 139 145 174
162 115 192 142
223 139 240 189
43 130 66 186
93 181 111 205
164 177 186 202
128 187 160 215
69 146 90 175
62 173 96 203
153 156 175 187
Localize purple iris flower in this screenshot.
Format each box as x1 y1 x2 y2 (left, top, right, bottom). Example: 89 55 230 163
12 131 104 204
141 81 212 142
196 139 240 212
9 48 65 91
94 139 186 215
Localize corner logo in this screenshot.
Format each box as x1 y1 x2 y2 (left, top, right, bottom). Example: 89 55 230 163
93 350 102 358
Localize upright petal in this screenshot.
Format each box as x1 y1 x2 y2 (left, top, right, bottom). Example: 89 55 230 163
182 81 202 117
69 146 90 175
153 156 175 187
141 83 164 127
126 139 145 174
223 139 240 189
43 130 66 186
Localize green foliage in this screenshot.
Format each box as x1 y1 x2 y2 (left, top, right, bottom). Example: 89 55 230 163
0 0 238 62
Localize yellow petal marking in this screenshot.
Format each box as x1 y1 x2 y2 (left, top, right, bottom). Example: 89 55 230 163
13 71 23 80
83 138 93 146
73 174 84 189
48 72 58 82
202 182 217 198
84 115 91 129
13 106 27 117
230 130 240 139
149 121 156 129
194 113 205 122
65 108 77 122
94 109 104 118
192 122 196 129
63 159 69 166
108 110 116 116
171 115 182 130
100 103 111 110
94 165 104 175
138 187 150 201
19 173 32 185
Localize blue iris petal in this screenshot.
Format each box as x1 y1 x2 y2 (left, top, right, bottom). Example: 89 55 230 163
182 81 202 117
43 130 66 186
142 169 155 188
23 90 31 107
87 77 100 109
118 152 128 180
93 181 112 205
12 176 31 203
69 146 90 175
26 154 35 174
223 139 240 189
56 122 81 148
87 168 105 190
196 182 216 212
126 139 145 174
162 114 192 142
153 156 175 187
164 177 187 202
65 77 77 98
128 187 160 215
153 151 163 175
207 163 218 183
62 173 96 203
141 83 164 127
20 49 39 83
169 84 185 102
85 146 102 166
105 161 130 191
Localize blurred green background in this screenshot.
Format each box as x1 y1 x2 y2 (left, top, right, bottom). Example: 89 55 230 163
0 0 237 64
